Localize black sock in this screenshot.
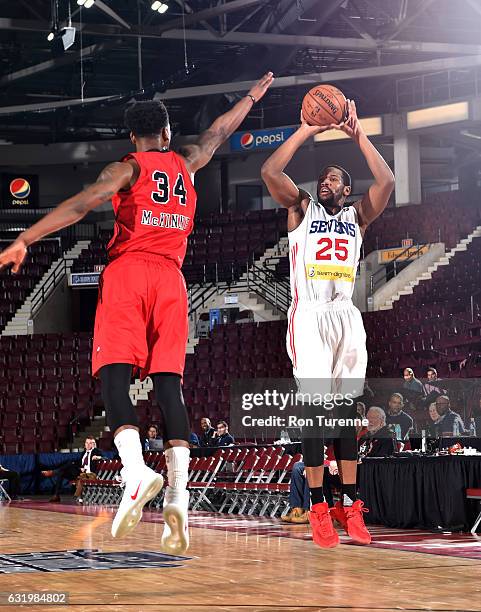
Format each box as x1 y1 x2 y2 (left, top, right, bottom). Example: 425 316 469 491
310 486 324 505
341 484 357 505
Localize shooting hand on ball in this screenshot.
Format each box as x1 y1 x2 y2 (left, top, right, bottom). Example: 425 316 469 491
333 99 363 142
299 110 338 136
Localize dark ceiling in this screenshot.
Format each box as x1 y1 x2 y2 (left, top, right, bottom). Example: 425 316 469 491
1 0 481 143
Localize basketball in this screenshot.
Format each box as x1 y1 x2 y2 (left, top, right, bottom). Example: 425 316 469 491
302 84 348 126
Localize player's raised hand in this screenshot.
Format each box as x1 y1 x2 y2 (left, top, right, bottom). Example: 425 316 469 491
0 239 27 274
299 110 338 136
334 99 363 142
248 72 274 102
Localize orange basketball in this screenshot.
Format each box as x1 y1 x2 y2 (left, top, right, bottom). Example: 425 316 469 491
301 84 348 127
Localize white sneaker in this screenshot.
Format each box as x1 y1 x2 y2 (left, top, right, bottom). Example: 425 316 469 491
111 466 164 539
161 488 190 555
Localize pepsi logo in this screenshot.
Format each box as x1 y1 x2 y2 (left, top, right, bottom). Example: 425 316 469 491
240 133 254 149
10 178 31 199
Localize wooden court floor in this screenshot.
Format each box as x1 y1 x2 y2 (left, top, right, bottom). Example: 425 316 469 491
0 503 480 612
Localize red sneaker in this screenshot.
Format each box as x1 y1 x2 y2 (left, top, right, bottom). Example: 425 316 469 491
344 500 371 544
308 502 339 549
329 501 348 532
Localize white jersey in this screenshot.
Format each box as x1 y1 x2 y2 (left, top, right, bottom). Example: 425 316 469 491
288 197 363 305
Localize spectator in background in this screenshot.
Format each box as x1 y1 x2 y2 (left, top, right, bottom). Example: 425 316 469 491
189 432 200 448
403 368 424 398
199 418 215 447
213 421 235 447
359 407 396 458
422 367 446 406
41 437 103 503
144 424 163 451
427 402 442 437
433 395 468 436
385 393 414 440
0 463 21 500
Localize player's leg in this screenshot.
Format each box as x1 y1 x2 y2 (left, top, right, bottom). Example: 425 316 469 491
331 305 371 544
151 372 190 554
100 363 164 538
288 307 339 547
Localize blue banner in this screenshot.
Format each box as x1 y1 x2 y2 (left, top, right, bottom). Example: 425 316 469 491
230 126 296 152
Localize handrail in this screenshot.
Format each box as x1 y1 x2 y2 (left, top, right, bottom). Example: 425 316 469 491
369 242 429 295
30 257 75 318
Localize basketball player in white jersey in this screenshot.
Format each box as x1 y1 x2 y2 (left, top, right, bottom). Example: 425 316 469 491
261 100 394 548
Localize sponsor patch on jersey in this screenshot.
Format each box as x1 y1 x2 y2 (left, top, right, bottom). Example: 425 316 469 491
305 264 355 282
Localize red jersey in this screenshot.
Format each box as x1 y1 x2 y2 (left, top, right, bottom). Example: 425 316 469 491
107 150 196 268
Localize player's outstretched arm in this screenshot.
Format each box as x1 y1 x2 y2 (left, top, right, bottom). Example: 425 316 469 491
181 72 274 174
0 161 134 273
261 114 335 209
337 100 394 229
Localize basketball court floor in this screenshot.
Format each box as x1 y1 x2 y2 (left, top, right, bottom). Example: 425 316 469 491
1 502 480 611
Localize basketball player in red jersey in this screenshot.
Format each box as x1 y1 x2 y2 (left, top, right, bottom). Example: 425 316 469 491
0 72 274 551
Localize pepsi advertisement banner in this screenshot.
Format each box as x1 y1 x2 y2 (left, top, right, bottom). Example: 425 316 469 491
2 173 39 209
230 126 296 152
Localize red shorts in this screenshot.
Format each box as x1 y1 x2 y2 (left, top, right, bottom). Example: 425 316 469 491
92 253 188 380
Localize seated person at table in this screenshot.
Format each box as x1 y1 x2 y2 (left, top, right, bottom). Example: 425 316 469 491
282 454 339 524
199 417 216 447
359 407 396 458
144 424 163 451
0 463 21 500
41 437 103 503
385 393 413 441
432 395 468 436
427 402 442 436
213 421 235 447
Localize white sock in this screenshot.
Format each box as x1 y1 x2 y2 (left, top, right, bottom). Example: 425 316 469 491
114 428 146 475
343 493 354 507
165 446 189 498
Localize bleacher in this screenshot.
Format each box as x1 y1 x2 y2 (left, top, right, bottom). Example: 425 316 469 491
0 239 61 331
72 209 288 284
0 332 100 454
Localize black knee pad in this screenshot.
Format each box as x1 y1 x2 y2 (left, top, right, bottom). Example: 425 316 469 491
301 436 325 468
151 373 190 443
332 400 358 460
100 363 139 432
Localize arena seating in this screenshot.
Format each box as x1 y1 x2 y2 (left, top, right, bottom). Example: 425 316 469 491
0 240 61 331
72 209 288 284
365 235 481 377
0 332 100 454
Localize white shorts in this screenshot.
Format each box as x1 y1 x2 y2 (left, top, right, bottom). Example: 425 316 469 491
286 299 367 398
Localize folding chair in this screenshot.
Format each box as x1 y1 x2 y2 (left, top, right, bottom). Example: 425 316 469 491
217 449 260 514
189 452 226 511
467 488 481 534
0 479 11 503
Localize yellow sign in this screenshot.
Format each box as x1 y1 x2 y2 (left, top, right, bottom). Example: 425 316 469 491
378 245 429 264
305 264 355 282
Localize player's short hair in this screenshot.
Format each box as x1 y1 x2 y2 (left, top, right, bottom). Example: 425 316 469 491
319 164 352 188
124 100 169 137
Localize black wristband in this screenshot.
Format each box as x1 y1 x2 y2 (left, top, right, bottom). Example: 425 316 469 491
246 94 256 104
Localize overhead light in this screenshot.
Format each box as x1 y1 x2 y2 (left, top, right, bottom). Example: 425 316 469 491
48 27 77 56
151 1 168 13
78 0 96 7
407 101 469 130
